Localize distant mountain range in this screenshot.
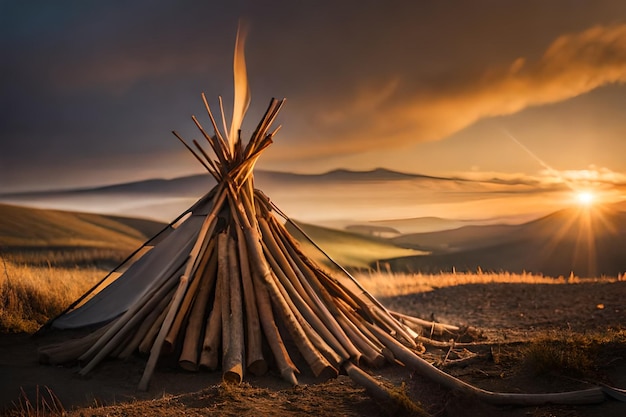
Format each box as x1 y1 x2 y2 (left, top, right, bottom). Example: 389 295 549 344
0 168 458 197
383 206 626 277
7 167 625 277
0 168 551 230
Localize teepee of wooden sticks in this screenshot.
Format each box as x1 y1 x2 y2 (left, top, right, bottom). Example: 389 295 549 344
39 29 621 407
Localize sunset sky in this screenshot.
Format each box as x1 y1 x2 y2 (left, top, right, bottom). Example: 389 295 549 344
2 0 626 212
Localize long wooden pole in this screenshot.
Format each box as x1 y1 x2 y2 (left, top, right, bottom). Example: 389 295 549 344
223 233 244 384
365 322 605 405
236 224 267 376
179 248 218 371
199 273 222 371
137 188 225 391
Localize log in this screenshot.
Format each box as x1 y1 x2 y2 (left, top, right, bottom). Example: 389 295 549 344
219 230 232 375
165 238 217 352
139 295 173 354
365 322 606 406
199 273 222 371
236 225 267 376
179 248 218 371
239 192 335 379
79 268 181 375
138 188 225 391
223 232 244 384
391 311 459 336
344 362 425 415
268 217 366 362
39 321 114 365
118 287 174 359
76 262 183 364
250 259 299 384
138 275 189 391
262 239 347 366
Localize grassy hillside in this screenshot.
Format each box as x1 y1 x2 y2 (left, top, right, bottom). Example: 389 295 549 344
286 220 426 269
0 203 164 248
0 203 165 267
383 206 626 277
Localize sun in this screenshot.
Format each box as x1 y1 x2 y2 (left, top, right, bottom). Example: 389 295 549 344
575 191 595 206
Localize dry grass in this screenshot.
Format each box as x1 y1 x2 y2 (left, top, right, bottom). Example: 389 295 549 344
0 256 104 333
522 329 626 377
4 386 65 417
4 247 131 269
2 248 620 334
354 268 621 298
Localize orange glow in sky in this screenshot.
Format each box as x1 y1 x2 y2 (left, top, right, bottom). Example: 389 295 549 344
576 191 595 206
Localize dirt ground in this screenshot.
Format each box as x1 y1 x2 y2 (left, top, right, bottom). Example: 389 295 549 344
1 281 625 416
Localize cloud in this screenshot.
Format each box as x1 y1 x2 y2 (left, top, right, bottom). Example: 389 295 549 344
290 24 626 158
457 165 626 186
538 165 626 186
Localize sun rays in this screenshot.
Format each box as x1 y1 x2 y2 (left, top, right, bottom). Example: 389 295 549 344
537 200 620 278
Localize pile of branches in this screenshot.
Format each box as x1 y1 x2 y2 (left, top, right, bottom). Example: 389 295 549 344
38 95 613 407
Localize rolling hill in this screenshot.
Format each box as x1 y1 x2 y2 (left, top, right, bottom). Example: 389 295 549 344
286 221 425 269
384 206 626 277
0 203 164 249
0 203 420 270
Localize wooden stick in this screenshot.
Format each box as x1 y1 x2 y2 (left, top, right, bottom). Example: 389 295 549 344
79 268 180 373
365 322 605 406
267 215 364 361
343 362 392 402
199 272 222 371
368 305 418 349
250 258 299 384
262 239 347 366
334 298 395 363
336 312 386 368
172 130 214 174
235 194 338 377
218 230 232 375
137 191 224 391
265 214 361 311
118 287 174 359
192 113 229 169
179 248 218 371
391 311 460 336
38 321 114 365
76 260 181 364
139 295 173 354
344 362 425 415
223 232 244 384
138 274 189 391
236 225 267 376
165 239 216 352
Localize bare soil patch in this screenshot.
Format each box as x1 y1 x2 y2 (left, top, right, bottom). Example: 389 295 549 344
1 281 625 416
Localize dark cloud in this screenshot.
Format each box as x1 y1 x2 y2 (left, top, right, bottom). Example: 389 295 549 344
2 1 626 191
275 24 626 160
